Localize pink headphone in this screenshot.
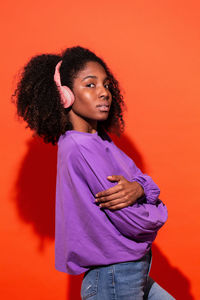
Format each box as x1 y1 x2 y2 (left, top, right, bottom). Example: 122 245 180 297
54 61 75 108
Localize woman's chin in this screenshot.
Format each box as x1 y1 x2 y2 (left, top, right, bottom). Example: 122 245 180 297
97 112 110 120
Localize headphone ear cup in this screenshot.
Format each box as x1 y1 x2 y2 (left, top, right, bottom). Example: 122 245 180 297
60 86 75 108
54 61 75 108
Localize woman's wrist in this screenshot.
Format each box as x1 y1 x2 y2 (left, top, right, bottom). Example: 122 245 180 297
133 181 145 199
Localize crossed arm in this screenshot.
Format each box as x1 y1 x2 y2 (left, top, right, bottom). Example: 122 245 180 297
95 175 145 210
94 174 167 242
63 146 167 242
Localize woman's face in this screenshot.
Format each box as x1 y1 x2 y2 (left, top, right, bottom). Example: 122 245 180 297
70 61 112 127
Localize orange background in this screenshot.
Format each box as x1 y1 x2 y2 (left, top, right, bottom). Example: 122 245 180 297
1 1 200 299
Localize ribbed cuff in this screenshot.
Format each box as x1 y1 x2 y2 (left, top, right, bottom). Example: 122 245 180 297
131 175 160 204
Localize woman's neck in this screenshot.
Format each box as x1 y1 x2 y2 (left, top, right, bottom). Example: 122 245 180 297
68 110 97 134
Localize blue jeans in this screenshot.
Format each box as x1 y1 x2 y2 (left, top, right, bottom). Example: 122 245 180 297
81 250 175 299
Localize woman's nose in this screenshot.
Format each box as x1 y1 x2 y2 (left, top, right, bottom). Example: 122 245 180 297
99 86 110 99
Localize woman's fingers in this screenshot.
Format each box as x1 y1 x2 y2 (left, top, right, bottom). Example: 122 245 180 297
98 197 127 208
95 190 125 203
98 193 135 210
100 200 131 210
95 177 143 210
95 182 123 198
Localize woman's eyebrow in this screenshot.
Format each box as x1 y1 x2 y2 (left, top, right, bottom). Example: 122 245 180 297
81 75 97 81
81 75 109 82
103 76 110 83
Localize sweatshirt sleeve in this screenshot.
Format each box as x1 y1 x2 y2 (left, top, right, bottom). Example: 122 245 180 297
110 139 160 205
104 199 167 242
129 161 161 205
62 139 168 243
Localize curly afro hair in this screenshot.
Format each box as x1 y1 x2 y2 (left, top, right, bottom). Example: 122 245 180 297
13 46 126 145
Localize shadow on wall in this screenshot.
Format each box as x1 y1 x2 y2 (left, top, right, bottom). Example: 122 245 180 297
13 137 57 250
13 133 194 300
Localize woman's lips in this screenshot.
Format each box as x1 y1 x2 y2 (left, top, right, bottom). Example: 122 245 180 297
97 105 110 112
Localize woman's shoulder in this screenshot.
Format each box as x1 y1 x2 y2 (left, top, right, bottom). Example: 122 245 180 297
57 130 99 161
58 131 82 157
58 130 96 149
57 129 115 164
59 129 112 148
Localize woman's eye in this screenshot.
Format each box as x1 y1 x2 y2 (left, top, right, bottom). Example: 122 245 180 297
86 83 95 88
104 83 110 89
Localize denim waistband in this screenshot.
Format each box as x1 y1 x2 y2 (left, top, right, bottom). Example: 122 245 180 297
81 249 152 300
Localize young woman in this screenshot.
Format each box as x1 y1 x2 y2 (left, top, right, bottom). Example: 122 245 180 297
14 46 174 299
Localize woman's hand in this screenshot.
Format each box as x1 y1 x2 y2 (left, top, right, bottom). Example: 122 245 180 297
95 175 144 210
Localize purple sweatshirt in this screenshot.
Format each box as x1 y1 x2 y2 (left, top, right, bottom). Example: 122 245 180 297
55 129 168 275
